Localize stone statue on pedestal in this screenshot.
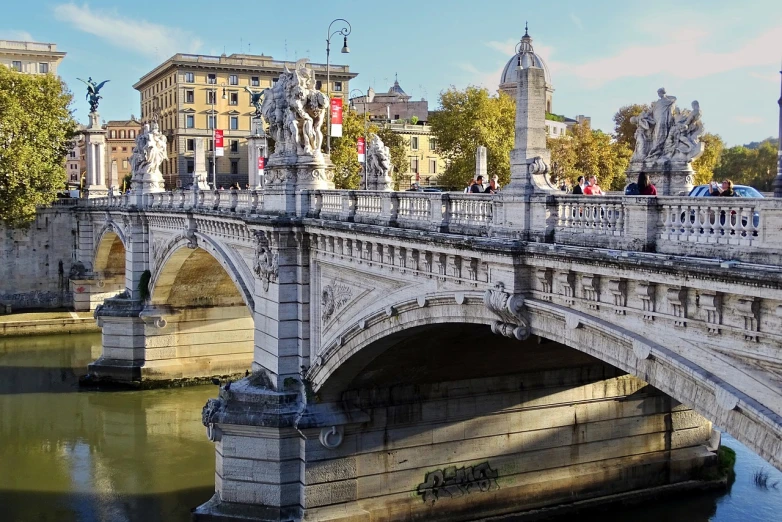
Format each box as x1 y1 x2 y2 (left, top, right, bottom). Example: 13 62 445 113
366 134 393 191
77 77 110 114
626 88 706 195
129 122 167 193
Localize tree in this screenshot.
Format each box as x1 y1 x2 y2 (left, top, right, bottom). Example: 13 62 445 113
0 66 76 226
330 109 377 189
548 122 631 191
612 104 649 150
714 141 778 191
691 133 724 185
429 86 515 190
375 126 408 190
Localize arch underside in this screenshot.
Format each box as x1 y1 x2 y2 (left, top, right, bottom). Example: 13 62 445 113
93 230 125 278
312 296 782 471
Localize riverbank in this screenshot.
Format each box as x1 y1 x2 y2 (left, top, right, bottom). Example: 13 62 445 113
0 311 99 336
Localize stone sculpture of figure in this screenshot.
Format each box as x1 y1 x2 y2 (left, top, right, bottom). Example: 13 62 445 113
306 90 328 152
677 100 704 160
77 77 110 113
366 134 393 189
244 85 265 122
129 122 167 190
647 87 677 158
630 110 653 162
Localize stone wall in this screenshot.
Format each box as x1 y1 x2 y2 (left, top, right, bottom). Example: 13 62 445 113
0 206 77 311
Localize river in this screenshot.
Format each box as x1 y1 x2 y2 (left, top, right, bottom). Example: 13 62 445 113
0 333 780 521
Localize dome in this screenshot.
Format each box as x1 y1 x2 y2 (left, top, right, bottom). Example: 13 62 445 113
499 28 552 86
388 78 406 96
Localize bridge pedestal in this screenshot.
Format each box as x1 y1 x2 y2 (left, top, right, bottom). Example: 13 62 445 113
70 275 124 312
90 299 254 385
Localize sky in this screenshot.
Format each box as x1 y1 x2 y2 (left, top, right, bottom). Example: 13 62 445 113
2 0 781 146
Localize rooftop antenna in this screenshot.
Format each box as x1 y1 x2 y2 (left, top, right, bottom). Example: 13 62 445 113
240 37 243 54
284 39 288 61
248 42 251 54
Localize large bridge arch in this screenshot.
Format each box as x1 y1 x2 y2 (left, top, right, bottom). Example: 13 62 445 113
310 291 781 471
93 225 126 279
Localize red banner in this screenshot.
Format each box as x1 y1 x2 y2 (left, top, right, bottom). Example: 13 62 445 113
357 137 365 163
257 156 265 171
330 98 343 138
214 129 224 157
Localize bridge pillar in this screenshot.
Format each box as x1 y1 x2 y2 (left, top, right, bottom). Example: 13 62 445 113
70 274 124 312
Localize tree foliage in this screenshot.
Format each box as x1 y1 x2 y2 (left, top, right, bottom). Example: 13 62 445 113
692 133 724 185
612 104 649 149
548 122 631 191
714 141 778 192
429 86 515 190
0 66 76 226
330 108 376 189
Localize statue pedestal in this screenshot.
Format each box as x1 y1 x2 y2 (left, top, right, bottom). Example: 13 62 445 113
263 153 335 214
83 112 108 198
627 161 695 196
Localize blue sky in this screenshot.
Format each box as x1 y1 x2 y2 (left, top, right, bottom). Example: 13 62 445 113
3 0 781 146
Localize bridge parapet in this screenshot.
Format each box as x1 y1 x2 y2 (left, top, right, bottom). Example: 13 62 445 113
80 190 782 265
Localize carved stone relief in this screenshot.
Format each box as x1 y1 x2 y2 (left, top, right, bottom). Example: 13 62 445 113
736 297 760 342
667 287 687 327
253 231 279 292
321 282 352 322
484 282 530 341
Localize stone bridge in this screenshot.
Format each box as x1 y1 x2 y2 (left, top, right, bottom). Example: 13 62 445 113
72 185 782 520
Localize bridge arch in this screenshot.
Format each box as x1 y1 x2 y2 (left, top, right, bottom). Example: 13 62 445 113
150 233 254 313
310 292 781 470
93 223 126 279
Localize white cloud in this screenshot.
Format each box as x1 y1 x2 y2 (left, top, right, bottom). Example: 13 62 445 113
736 116 764 124
749 71 780 84
53 3 201 59
570 13 584 30
0 30 34 41
558 24 782 87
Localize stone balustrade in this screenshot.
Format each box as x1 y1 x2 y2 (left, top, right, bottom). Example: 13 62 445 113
80 190 782 264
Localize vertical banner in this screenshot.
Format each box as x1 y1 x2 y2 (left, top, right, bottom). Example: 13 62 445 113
257 156 265 176
330 98 343 138
214 129 224 157
357 136 366 163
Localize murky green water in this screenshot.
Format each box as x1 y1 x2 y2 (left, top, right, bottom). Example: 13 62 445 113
0 333 780 522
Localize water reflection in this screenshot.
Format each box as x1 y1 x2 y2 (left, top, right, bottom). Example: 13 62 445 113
0 334 780 521
0 333 215 522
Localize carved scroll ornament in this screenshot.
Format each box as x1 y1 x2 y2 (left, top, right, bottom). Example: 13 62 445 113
484 282 530 340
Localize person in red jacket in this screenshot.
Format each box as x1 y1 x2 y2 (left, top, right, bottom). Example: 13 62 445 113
638 172 657 195
583 175 603 195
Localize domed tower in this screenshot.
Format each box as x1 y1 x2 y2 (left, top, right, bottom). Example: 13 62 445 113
499 25 554 113
388 74 411 101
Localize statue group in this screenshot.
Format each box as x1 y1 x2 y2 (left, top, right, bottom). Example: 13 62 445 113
630 88 705 166
129 122 167 192
258 60 329 157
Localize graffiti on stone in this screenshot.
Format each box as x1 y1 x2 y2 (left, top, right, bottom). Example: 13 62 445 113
416 462 499 505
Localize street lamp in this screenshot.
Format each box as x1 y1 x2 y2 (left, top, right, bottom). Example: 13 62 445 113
350 88 368 189
210 81 227 188
326 18 351 154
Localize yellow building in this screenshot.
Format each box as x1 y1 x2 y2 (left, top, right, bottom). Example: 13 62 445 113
380 122 445 188
133 53 357 188
0 39 66 75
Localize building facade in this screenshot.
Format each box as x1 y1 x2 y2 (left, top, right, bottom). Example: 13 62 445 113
66 132 84 189
105 119 142 189
0 40 66 76
133 53 357 189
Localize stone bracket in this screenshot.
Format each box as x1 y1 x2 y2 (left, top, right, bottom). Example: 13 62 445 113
484 282 530 341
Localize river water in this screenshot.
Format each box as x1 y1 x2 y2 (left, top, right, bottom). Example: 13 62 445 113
0 333 780 522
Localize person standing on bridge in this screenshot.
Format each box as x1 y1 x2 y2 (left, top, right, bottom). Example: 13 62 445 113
572 176 586 195
637 172 657 195
583 175 603 195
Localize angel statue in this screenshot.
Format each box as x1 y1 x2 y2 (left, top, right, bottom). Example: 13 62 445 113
244 85 265 120
77 77 110 113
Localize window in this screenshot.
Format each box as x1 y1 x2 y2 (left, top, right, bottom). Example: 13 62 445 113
185 72 194 83
208 115 217 129
38 63 48 74
208 139 214 151
231 160 239 175
208 160 214 174
429 138 437 151
122 159 129 169
122 147 128 152
272 78 279 85
251 76 260 86
429 159 437 174
111 147 117 152
110 130 117 139
186 90 194 103
230 116 239 130
229 75 238 85
186 115 195 128
230 140 238 153
129 130 135 139
315 80 322 90
11 61 21 71
229 92 238 105
187 160 194 174
333 81 343 92
119 130 126 139
207 90 216 104
207 73 216 84
410 158 419 172
187 139 194 151
411 136 419 150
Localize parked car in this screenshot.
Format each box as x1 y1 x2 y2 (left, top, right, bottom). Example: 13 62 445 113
685 184 762 231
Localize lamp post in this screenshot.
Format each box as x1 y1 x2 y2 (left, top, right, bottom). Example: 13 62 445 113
211 81 227 188
326 18 351 154
350 88 368 189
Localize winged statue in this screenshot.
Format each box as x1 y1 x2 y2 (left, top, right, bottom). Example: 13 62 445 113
77 77 110 113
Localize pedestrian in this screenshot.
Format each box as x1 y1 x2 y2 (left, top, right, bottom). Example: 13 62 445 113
583 175 603 195
637 172 657 196
709 179 734 197
491 175 501 190
465 179 476 193
470 175 484 193
486 177 499 194
572 176 586 195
